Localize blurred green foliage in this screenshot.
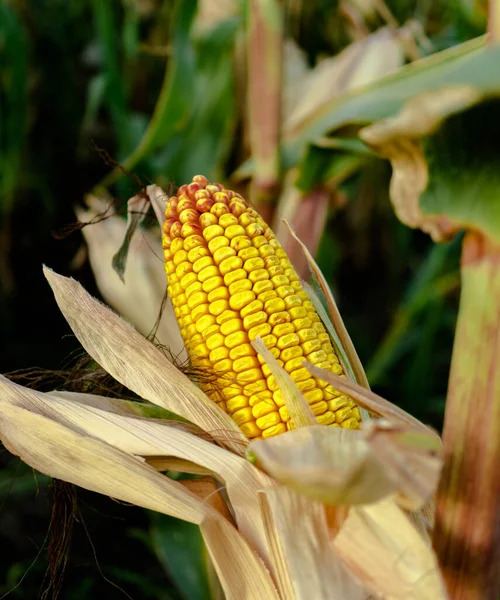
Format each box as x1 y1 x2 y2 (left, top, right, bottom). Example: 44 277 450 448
0 0 489 597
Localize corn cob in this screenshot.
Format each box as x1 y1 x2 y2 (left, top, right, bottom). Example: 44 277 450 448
162 176 361 439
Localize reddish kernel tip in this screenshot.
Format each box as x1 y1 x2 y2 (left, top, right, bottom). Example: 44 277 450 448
195 189 210 201
206 185 220 196
196 197 214 212
192 175 209 187
170 221 182 238
213 191 230 205
177 185 188 196
186 182 202 200
177 196 196 214
163 218 177 233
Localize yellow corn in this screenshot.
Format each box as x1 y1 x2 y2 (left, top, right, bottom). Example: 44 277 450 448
162 175 361 439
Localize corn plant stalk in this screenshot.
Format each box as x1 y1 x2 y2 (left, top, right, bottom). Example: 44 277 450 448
433 231 500 600
246 0 283 222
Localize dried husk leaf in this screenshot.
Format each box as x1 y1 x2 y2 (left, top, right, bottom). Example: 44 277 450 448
285 221 369 388
0 402 205 524
181 477 235 523
250 426 397 505
77 196 186 359
0 402 278 600
43 268 246 454
252 337 316 428
146 456 215 477
334 498 447 599
0 376 273 560
304 362 440 439
200 517 280 600
259 487 368 599
146 184 167 227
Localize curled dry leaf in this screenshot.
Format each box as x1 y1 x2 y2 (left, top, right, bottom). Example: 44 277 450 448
0 375 273 560
250 425 396 506
252 337 316 429
335 499 447 599
359 87 481 241
77 196 187 360
43 267 245 453
259 487 368 600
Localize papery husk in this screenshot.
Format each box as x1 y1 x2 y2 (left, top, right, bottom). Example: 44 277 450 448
0 402 279 600
252 337 316 428
335 498 447 600
43 267 246 453
259 486 368 599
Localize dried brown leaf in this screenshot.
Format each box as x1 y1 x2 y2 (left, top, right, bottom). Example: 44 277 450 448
43 268 246 453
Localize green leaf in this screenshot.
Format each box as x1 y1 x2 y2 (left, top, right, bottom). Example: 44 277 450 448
150 513 212 600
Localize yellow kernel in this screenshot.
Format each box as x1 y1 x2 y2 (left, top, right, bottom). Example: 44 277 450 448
264 255 280 267
248 323 272 341
260 334 277 349
304 389 324 404
248 269 269 283
227 395 249 413
308 312 321 323
289 306 307 319
312 322 326 334
243 311 267 330
273 390 284 406
203 324 221 340
219 213 239 228
229 290 256 311
256 411 281 430
209 299 229 316
222 384 243 399
308 400 328 416
165 262 176 275
239 213 255 227
326 353 339 365
229 279 252 295
317 411 335 425
291 280 302 291
273 323 295 337
171 282 182 297
256 347 280 363
208 236 229 254
318 333 330 343
206 333 225 350
352 407 361 421
261 360 283 378
213 358 233 374
203 224 224 242
321 342 333 354
229 343 255 360
172 249 188 266
187 246 210 263
253 280 273 294
244 257 265 273
271 275 289 288
202 275 224 293
217 309 239 324
276 332 300 350
197 266 219 283
180 272 198 289
220 256 243 276
191 303 210 321
187 291 208 309
296 378 316 392
240 300 264 318
284 295 302 309
233 356 260 373
266 375 279 392
225 331 249 349
268 311 291 327
276 285 295 299
237 368 264 385
243 379 268 396
292 318 312 331
258 290 278 303
225 224 246 238
175 262 193 278
249 391 273 406
183 235 205 252
213 246 236 265
185 281 203 298
259 245 275 258
200 213 218 228
335 407 354 423
169 237 183 252
252 399 277 419
306 350 328 364
341 417 359 429
289 367 310 383
279 406 290 421
240 422 261 438
210 347 229 362
246 223 264 238
268 265 284 278
264 298 286 315
262 423 287 438
193 256 214 273
230 236 252 251
208 287 229 302
297 328 317 343
252 235 268 249
224 268 246 286
196 314 216 333
192 343 210 358
220 318 243 336
297 291 309 301
186 324 197 338
303 300 315 311
275 248 287 258
302 339 322 354
284 357 304 372
239 247 260 261
233 407 254 426
178 304 190 317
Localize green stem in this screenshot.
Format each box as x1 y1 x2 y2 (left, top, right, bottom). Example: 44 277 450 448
433 231 500 599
